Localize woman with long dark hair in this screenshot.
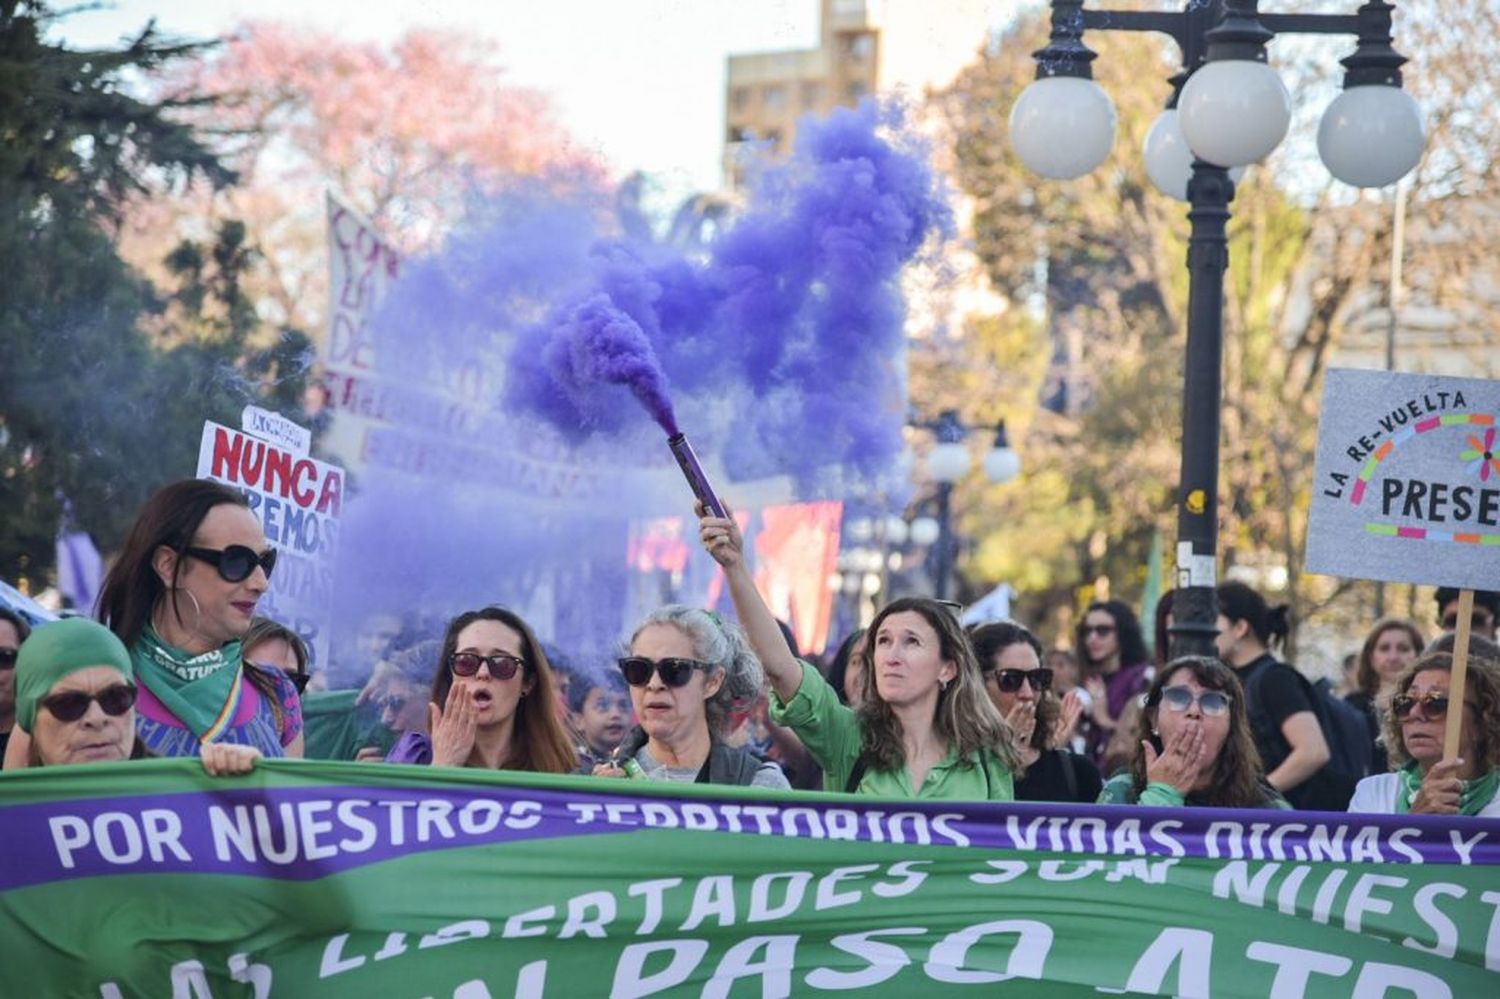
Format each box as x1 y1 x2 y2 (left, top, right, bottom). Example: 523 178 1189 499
385 606 577 773
1076 599 1152 770
1099 656 1288 809
698 504 1015 799
90 480 303 759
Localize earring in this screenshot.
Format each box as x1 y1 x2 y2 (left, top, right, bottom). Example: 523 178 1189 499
171 587 205 635
939 678 950 692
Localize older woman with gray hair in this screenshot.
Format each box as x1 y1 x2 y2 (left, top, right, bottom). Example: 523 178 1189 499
593 605 789 789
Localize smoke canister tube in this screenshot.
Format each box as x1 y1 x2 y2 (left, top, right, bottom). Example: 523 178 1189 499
667 433 726 518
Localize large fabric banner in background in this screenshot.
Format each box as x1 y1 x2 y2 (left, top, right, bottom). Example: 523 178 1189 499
2 761 1497 997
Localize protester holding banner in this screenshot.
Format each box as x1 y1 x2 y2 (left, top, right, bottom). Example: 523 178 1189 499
91 480 304 760
593 605 789 788
699 504 1015 799
1350 652 1500 817
970 621 1098 803
386 607 577 773
1099 655 1289 809
1346 618 1425 774
1214 582 1344 810
1075 600 1152 771
0 607 29 765
12 618 257 775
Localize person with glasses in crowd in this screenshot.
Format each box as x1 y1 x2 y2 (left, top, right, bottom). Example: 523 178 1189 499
385 607 576 773
593 605 789 788
0 607 30 765
4 481 304 766
1099 655 1289 809
1075 600 1153 771
12 617 256 774
1434 587 1498 642
971 621 1099 803
1350 652 1500 817
698 503 1015 799
242 617 312 695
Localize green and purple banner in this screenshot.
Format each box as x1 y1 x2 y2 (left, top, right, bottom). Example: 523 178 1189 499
2 760 1498 997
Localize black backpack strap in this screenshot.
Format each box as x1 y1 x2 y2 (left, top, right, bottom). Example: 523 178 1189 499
844 753 871 794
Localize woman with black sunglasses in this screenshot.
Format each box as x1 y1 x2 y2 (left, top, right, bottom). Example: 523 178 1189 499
1350 652 1500 817
385 607 576 773
11 618 256 775
593 605 790 789
88 479 303 761
970 622 1100 803
1098 656 1288 809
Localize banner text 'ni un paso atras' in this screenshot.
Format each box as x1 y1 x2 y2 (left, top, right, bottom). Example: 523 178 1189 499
1 761 1497 997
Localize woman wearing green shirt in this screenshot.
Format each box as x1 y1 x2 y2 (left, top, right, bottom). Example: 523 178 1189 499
699 504 1016 800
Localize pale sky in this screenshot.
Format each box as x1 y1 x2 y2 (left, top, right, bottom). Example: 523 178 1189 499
53 0 842 200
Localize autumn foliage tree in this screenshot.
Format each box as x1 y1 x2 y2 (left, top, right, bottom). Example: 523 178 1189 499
129 22 603 334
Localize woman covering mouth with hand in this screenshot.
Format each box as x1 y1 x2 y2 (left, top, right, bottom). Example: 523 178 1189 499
385 606 577 774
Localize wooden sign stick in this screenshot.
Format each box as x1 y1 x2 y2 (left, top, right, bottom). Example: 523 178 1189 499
1442 588 1474 763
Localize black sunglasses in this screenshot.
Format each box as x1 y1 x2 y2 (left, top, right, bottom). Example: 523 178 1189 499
249 661 310 694
618 656 712 688
42 684 137 722
0 648 17 670
990 667 1053 693
184 545 278 583
449 652 524 680
1442 612 1495 631
1393 692 1456 720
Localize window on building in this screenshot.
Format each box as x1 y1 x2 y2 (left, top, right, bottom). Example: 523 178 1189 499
731 87 751 112
845 81 868 103
840 33 875 61
762 84 788 110
801 81 825 108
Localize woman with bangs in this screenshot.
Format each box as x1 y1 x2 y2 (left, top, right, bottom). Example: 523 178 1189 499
1099 655 1289 809
698 504 1016 800
385 606 576 773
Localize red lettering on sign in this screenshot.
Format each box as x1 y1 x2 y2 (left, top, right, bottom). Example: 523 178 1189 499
211 427 243 482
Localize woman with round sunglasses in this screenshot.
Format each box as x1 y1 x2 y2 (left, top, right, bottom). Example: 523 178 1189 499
971 621 1099 803
1350 652 1500 817
385 607 576 773
1099 656 1289 809
594 605 790 789
82 480 304 762
12 618 257 775
699 504 1014 800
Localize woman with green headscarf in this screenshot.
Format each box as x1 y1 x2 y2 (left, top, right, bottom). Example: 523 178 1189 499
12 618 256 775
1350 652 1500 817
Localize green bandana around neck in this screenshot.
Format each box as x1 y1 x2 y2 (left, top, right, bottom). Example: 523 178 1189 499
1395 758 1500 817
130 625 244 741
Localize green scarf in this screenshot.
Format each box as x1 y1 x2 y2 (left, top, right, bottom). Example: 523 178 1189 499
130 625 244 742
1395 759 1500 817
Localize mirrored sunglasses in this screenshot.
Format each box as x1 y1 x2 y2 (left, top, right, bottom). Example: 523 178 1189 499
617 656 712 688
42 684 137 722
184 545 278 583
991 667 1053 693
448 652 524 680
1158 685 1231 716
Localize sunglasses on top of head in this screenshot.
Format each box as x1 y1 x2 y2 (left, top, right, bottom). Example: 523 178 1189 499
448 652 524 680
617 656 713 688
42 684 138 722
183 545 278 583
989 667 1053 693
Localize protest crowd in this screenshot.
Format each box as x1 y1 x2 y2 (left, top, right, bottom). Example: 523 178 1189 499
4 478 1498 821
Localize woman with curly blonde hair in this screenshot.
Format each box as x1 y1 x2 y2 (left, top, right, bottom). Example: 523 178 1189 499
1350 652 1500 817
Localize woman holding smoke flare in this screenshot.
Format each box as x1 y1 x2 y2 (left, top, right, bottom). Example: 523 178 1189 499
3 480 303 770
11 617 257 775
385 606 577 773
1098 656 1289 809
697 504 1015 799
1349 652 1500 817
592 604 789 788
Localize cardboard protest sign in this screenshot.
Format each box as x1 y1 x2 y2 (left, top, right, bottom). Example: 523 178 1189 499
2 761 1497 997
196 420 345 668
1306 368 1500 589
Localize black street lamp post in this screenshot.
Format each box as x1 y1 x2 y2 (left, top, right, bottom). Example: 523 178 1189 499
1010 1 1423 657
